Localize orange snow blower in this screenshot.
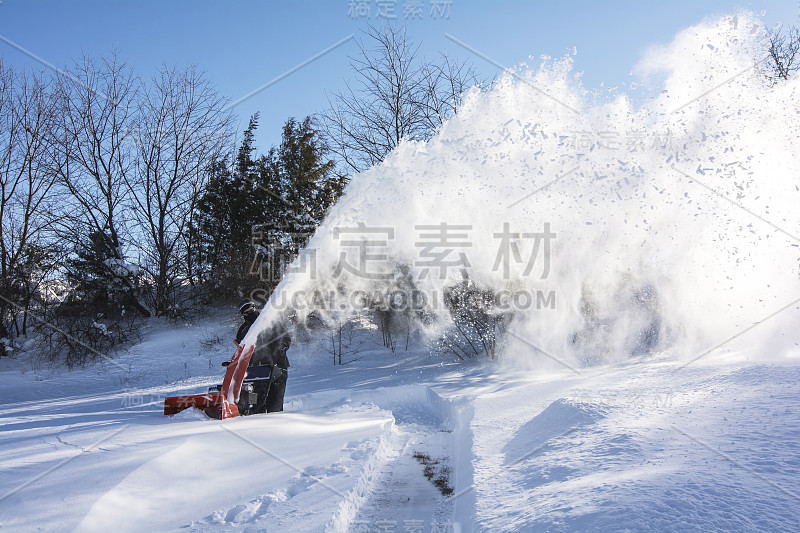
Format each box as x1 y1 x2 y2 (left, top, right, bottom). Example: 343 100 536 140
163 343 268 419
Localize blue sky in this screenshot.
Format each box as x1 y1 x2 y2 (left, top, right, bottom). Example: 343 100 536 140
0 0 796 152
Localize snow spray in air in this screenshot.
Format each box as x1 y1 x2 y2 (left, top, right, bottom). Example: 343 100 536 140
246 13 800 370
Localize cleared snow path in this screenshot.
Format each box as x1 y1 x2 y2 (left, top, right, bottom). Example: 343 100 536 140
319 386 459 533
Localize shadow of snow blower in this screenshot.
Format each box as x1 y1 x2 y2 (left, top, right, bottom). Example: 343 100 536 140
163 344 272 419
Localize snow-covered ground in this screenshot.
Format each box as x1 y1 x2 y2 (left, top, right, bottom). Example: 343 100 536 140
4 11 800 532
1 310 798 532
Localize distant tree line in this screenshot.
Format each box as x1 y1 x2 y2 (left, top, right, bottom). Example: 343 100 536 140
0 25 482 367
0 51 344 366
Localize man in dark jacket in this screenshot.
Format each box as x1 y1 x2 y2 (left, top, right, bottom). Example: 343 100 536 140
235 299 291 413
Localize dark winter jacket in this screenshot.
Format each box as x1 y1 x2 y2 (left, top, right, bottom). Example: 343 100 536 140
235 312 257 345
236 311 291 370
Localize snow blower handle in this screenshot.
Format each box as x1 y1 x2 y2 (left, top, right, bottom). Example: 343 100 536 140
221 343 255 405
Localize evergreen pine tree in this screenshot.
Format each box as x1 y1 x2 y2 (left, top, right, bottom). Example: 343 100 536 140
272 116 343 261
64 230 148 317
193 114 346 298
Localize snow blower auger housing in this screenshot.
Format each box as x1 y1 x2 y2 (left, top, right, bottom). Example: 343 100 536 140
163 344 271 419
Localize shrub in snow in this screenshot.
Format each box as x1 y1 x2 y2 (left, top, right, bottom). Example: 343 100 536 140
571 281 663 365
437 275 511 360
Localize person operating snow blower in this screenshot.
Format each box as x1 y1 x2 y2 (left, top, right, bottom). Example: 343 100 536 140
234 299 291 413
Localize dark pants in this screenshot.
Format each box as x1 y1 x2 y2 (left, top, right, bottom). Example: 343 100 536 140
253 368 287 413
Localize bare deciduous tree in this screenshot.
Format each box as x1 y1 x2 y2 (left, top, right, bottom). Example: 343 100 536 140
320 313 369 365
420 53 479 131
438 277 510 360
55 52 151 317
56 52 137 250
322 25 481 174
127 65 233 315
767 26 800 83
0 63 61 338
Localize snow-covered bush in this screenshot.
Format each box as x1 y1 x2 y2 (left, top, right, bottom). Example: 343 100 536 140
436 276 511 360
571 281 663 365
37 309 140 368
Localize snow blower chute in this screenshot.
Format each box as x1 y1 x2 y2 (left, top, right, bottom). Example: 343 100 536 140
163 343 271 419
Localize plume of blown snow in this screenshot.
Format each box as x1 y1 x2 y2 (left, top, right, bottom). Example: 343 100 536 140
245 12 800 371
